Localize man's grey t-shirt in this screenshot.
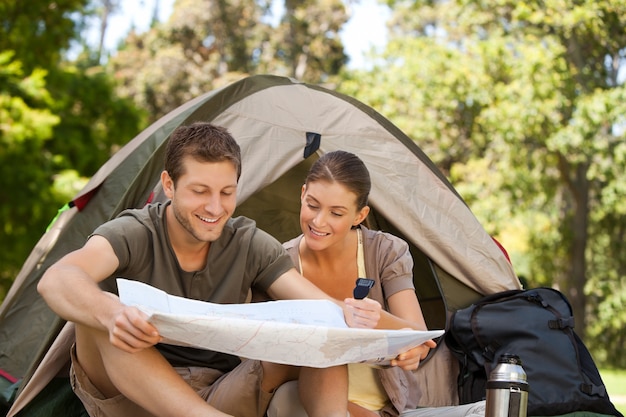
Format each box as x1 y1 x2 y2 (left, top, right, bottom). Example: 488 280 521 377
95 201 294 371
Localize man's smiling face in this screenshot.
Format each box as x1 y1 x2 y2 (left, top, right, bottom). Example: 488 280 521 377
164 156 238 244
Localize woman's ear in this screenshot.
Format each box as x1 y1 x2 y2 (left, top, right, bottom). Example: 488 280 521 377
300 184 306 200
353 205 370 226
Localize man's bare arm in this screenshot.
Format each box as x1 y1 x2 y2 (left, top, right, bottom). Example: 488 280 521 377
37 235 160 352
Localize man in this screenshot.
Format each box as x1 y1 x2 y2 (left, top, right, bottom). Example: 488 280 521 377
38 123 381 417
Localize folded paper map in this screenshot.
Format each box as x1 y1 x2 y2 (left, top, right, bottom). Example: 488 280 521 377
117 279 444 368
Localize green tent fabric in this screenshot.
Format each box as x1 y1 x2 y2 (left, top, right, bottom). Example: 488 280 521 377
0 75 520 415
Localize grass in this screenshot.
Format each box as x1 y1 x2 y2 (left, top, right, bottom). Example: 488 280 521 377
601 368 626 415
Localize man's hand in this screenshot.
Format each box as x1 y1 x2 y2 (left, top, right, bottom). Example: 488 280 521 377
390 339 437 371
342 297 382 328
108 305 161 353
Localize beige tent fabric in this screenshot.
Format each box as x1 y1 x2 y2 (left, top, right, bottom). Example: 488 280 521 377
0 207 76 321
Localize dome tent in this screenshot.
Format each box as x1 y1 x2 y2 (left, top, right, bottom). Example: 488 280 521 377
0 74 519 416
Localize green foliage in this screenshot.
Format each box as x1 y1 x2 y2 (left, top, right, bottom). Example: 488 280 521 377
0 1 145 300
0 0 91 298
340 0 626 365
45 64 147 176
0 0 89 71
0 57 146 289
107 0 266 121
108 0 349 122
0 52 61 295
261 0 348 80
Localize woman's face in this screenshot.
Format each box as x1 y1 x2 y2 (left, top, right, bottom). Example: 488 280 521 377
300 180 368 251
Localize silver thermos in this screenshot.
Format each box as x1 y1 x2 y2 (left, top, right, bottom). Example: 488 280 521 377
485 353 529 417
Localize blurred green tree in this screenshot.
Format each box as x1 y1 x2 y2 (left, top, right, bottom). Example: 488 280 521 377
0 0 144 298
0 52 60 298
108 0 349 122
340 0 626 365
0 0 87 72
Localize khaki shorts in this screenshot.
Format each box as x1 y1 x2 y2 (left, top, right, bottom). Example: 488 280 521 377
70 345 273 417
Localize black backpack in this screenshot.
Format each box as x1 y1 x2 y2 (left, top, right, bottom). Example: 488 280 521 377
445 287 622 417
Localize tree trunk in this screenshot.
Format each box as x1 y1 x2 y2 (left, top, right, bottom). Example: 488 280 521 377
560 157 590 339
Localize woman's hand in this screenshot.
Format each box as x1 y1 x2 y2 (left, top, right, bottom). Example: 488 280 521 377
390 339 437 371
342 297 382 328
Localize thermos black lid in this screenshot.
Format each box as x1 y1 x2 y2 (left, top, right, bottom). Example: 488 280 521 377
499 353 523 366
491 353 528 384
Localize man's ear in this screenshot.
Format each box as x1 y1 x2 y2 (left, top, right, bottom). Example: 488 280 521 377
354 205 370 226
161 170 174 198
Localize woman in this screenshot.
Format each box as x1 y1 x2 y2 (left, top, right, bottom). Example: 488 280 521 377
266 150 437 417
